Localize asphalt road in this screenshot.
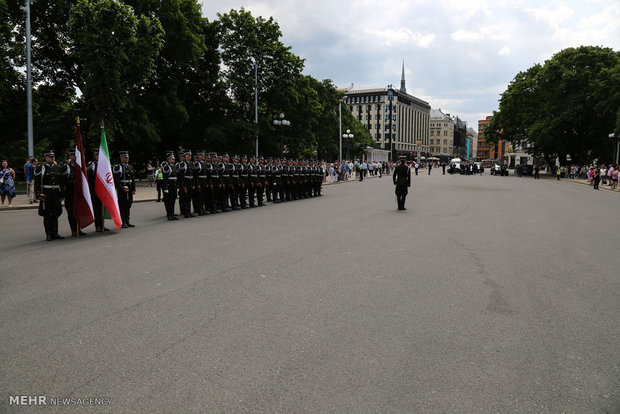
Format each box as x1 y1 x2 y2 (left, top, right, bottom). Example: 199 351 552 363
1 173 619 413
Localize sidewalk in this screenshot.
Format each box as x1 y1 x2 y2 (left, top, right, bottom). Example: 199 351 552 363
0 175 384 211
565 177 619 193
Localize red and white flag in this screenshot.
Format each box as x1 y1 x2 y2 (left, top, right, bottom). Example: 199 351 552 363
94 126 122 229
73 122 94 228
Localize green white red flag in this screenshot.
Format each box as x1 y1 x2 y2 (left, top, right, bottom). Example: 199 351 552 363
94 127 122 229
73 123 94 228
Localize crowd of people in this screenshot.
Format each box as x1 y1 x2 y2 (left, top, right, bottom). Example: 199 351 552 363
326 160 391 183
555 164 619 190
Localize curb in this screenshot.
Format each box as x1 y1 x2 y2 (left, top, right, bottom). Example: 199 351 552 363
566 179 619 193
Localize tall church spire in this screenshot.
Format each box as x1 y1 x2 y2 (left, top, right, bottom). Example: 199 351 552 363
400 60 406 93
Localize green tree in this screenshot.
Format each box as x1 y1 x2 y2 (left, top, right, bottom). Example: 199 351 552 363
68 0 164 140
216 8 305 154
487 46 620 165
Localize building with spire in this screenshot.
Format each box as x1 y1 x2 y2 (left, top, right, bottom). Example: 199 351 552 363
343 62 430 160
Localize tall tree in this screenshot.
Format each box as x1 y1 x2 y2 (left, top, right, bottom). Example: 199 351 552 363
68 0 164 141
487 46 620 165
216 8 305 154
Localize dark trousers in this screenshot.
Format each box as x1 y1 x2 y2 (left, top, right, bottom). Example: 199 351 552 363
594 177 600 189
64 190 77 233
118 191 133 225
163 188 176 217
91 192 104 230
156 180 163 200
396 194 407 210
43 216 59 236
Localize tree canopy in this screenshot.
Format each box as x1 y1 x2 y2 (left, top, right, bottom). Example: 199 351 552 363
1 1 368 173
486 46 620 165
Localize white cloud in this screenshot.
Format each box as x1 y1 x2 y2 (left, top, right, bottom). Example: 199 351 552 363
524 2 574 30
451 30 483 42
365 28 436 48
498 46 512 55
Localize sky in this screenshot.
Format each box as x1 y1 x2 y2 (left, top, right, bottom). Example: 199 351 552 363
200 0 620 130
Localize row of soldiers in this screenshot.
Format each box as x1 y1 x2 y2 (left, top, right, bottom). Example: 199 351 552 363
161 150 323 220
33 148 136 240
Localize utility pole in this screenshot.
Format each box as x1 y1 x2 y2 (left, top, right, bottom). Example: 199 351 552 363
25 0 34 157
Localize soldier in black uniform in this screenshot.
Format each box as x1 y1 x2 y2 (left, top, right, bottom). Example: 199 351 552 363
63 148 86 237
281 158 291 201
87 149 109 232
393 156 411 211
162 152 178 220
239 155 249 209
256 156 267 206
210 153 224 213
271 158 282 203
220 153 233 211
34 150 65 241
177 150 195 218
203 152 217 214
265 158 273 202
229 155 241 210
247 155 257 207
193 151 208 216
113 151 136 228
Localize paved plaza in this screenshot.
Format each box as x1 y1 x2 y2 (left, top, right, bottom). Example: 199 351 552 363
1 173 618 413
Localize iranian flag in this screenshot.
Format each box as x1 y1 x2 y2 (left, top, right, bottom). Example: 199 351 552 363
73 122 94 228
94 127 122 229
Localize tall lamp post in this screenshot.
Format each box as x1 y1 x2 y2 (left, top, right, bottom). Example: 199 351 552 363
273 113 290 158
343 129 354 161
24 0 35 158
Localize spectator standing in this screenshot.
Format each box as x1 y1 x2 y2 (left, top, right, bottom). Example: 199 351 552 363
0 160 16 206
146 160 155 187
611 165 618 190
155 161 164 202
414 162 419 176
593 166 601 189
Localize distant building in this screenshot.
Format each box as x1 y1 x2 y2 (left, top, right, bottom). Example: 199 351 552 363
430 109 454 158
477 115 505 161
344 62 431 160
467 127 478 160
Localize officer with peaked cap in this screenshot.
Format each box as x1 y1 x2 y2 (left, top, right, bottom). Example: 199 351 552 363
63 148 86 236
162 151 178 220
393 155 411 210
34 150 65 240
113 150 136 227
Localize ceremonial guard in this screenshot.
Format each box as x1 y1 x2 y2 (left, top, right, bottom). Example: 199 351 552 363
177 150 194 218
34 150 65 240
281 158 291 201
113 151 136 228
265 158 273 202
209 153 224 213
162 151 178 220
203 152 217 214
87 149 108 232
239 155 249 209
393 156 411 211
230 155 241 210
247 155 257 208
271 158 282 203
220 153 233 211
63 148 85 236
193 151 208 215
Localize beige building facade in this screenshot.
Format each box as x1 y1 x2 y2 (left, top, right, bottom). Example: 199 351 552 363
430 109 454 157
344 66 430 159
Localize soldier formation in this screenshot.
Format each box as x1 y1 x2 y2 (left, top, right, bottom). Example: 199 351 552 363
33 148 324 239
161 150 323 221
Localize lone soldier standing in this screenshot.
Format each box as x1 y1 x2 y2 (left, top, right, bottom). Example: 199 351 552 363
34 150 65 240
63 148 86 237
113 151 136 228
393 156 411 211
162 152 178 220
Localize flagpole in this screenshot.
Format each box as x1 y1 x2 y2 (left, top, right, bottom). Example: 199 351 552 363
100 119 105 228
76 116 80 238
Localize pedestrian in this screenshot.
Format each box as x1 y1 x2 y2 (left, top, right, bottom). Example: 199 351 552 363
593 166 601 189
146 160 154 187
0 159 16 206
155 161 164 202
611 165 618 190
428 162 432 175
534 164 540 179
557 167 561 180
442 162 446 175
393 156 411 211
414 162 419 176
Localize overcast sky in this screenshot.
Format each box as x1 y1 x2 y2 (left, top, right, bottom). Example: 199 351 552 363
200 0 620 130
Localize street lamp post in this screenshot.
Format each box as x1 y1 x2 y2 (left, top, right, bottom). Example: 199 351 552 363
610 133 619 165
273 113 290 158
24 0 35 158
342 129 354 161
